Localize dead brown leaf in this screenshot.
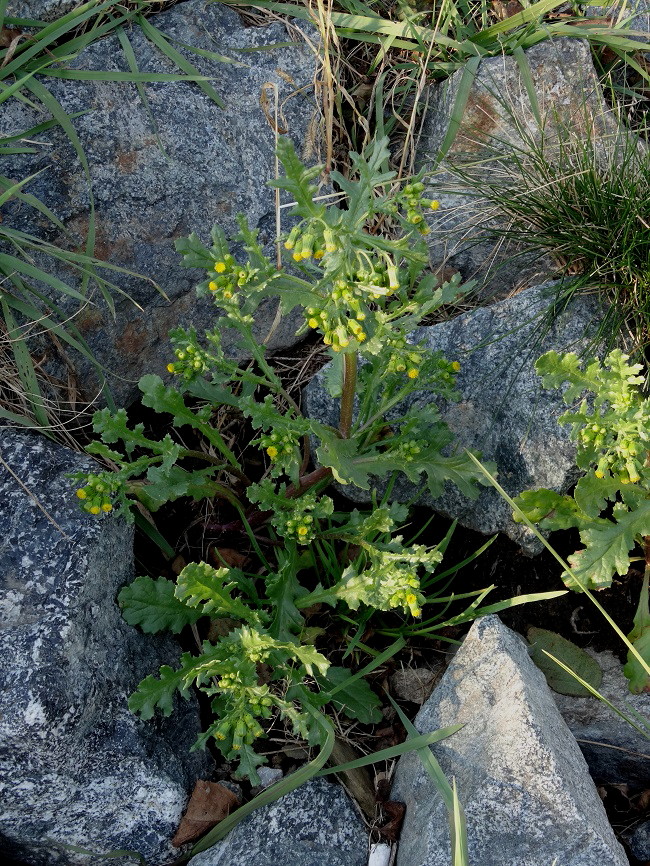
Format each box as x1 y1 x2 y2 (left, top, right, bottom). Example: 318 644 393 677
379 800 406 842
172 780 238 847
491 0 523 20
210 546 249 569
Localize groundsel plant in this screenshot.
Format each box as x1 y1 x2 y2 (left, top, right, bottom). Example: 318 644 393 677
71 136 493 781
514 349 650 692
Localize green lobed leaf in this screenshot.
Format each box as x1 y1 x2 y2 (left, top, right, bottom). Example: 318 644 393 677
568 501 650 589
128 665 190 720
528 627 603 696
574 472 621 519
624 574 650 693
317 666 382 724
118 575 202 634
175 562 260 625
512 488 593 531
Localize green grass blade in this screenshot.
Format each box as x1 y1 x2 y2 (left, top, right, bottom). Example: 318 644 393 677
133 510 175 559
0 0 7 29
511 45 541 127
388 693 469 865
0 175 71 236
24 78 101 306
465 452 650 679
317 726 463 777
0 171 46 208
0 296 49 429
328 637 405 695
136 14 225 109
190 714 335 854
0 253 90 302
542 650 650 738
436 55 481 164
116 26 167 157
0 0 116 80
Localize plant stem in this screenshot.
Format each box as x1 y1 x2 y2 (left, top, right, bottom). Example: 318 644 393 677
339 351 357 438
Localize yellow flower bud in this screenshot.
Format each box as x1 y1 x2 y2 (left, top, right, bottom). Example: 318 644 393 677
451 361 461 372
407 368 419 379
102 503 113 513
166 363 175 373
308 318 319 329
208 281 218 291
89 505 101 515
292 252 302 262
76 489 87 500
297 526 309 536
430 200 440 211
314 250 325 259
266 445 279 459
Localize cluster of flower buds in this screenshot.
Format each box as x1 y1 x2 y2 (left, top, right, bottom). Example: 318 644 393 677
75 473 119 515
206 256 261 307
384 336 424 378
284 223 337 261
340 564 425 618
166 341 211 381
395 437 425 462
271 491 333 545
401 181 440 227
585 422 647 484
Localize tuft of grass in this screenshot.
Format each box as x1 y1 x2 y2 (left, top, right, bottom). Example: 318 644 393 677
439 101 650 348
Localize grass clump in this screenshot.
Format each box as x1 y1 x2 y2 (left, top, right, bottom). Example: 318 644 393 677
440 109 650 347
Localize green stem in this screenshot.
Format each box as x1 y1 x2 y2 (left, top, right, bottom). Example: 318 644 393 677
339 351 357 438
178 449 251 485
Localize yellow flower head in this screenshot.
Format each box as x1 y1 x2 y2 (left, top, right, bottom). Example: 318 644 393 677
292 252 302 262
76 489 87 500
214 262 227 273
102 503 113 513
297 526 309 536
451 361 461 372
208 281 218 291
308 318 319 329
314 250 325 259
166 363 176 374
266 445 279 459
407 368 419 379
430 200 440 211
89 505 101 515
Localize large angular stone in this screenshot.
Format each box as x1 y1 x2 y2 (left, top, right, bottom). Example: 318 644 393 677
1 1 318 405
188 778 368 866
418 39 619 299
6 0 79 20
553 649 650 788
391 616 628 866
304 281 605 552
0 430 210 865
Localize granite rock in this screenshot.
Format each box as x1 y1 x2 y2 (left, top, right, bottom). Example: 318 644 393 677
304 281 605 552
553 649 650 788
1 0 318 405
0 430 211 865
418 39 620 299
6 0 79 20
188 778 368 866
391 616 629 866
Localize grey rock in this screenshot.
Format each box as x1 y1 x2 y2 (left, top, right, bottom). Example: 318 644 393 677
254 766 284 789
586 1 650 34
304 281 605 551
391 616 629 866
418 39 619 299
390 667 441 705
553 649 650 788
1 1 318 405
6 0 79 20
622 819 650 862
0 429 211 865
188 778 368 866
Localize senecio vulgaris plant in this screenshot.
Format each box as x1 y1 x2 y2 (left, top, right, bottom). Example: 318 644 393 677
514 349 650 693
71 137 492 782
